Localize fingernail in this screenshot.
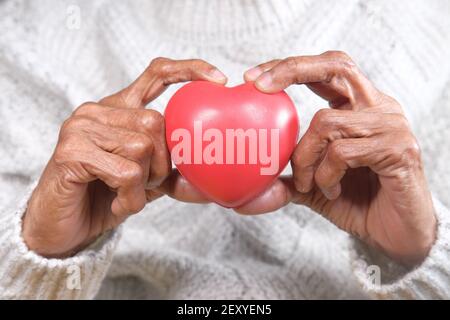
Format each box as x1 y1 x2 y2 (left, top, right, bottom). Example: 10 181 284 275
256 72 273 90
209 69 227 82
244 67 263 81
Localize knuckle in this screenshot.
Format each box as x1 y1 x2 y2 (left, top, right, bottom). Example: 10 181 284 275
390 113 410 131
282 56 299 71
60 118 73 135
323 50 352 61
382 95 404 113
328 140 346 162
60 115 90 134
388 133 422 170
323 51 358 76
291 148 303 168
129 134 154 159
140 110 165 133
389 146 404 164
53 145 71 166
72 102 98 117
149 56 170 68
383 94 400 106
311 109 333 132
119 162 144 187
400 136 422 167
53 136 79 166
149 57 173 77
338 60 358 77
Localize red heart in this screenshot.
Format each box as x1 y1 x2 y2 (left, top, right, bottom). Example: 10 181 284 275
165 81 299 208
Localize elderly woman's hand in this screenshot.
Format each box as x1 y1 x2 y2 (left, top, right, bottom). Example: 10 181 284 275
239 51 437 266
23 58 224 258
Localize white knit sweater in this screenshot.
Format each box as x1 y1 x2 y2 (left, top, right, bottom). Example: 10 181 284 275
1 0 450 300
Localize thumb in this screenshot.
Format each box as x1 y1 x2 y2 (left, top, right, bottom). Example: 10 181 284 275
234 176 313 215
156 169 211 204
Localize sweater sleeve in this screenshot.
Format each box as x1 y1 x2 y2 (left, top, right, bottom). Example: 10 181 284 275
350 195 450 299
0 180 121 299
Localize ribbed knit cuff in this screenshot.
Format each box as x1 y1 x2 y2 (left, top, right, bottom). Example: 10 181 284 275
0 181 121 299
350 195 450 299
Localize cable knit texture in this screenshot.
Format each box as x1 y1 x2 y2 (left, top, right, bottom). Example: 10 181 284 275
0 0 450 299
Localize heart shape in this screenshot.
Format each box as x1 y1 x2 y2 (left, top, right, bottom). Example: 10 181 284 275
165 81 299 208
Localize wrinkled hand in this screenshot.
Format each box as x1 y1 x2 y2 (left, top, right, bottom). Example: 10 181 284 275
23 58 226 258
240 51 437 266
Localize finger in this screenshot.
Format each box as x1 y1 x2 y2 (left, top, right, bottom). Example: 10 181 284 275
234 177 314 215
147 131 171 188
315 125 421 202
100 57 228 109
254 51 379 108
243 59 281 82
56 140 147 216
314 138 370 200
73 104 171 187
307 82 352 109
156 170 210 204
291 110 407 193
89 152 146 216
69 117 153 182
234 177 295 214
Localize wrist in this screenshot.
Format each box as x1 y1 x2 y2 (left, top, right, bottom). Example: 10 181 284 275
22 208 63 258
391 210 437 267
22 190 75 258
